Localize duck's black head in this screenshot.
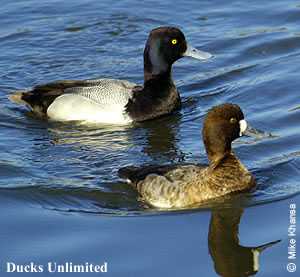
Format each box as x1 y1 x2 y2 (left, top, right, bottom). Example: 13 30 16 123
202 103 247 164
144 26 212 81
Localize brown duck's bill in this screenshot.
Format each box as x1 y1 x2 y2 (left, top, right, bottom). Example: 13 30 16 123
243 124 273 139
183 44 212 60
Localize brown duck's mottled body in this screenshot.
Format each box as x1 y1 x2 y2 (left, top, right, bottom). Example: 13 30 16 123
120 154 254 208
119 104 256 208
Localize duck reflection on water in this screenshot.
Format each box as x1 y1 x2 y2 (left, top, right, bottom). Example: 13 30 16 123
208 207 280 277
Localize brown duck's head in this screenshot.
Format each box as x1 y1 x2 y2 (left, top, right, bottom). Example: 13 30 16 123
143 26 212 80
202 103 247 164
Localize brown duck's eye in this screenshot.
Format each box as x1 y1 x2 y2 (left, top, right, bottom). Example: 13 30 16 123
230 117 237 124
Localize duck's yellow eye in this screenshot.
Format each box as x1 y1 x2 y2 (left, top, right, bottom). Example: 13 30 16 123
171 39 177 45
230 118 237 124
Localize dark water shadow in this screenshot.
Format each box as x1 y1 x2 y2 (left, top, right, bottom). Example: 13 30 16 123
208 205 281 277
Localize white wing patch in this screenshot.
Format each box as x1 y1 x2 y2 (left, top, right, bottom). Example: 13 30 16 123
47 79 136 124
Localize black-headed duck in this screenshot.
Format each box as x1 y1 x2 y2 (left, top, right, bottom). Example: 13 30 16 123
9 27 211 124
118 103 256 208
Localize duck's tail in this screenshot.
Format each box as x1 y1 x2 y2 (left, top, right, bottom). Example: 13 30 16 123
118 166 140 185
9 91 27 105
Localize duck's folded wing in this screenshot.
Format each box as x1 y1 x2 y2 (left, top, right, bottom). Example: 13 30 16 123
9 80 86 112
32 78 136 95
63 79 136 105
124 164 204 208
119 164 181 184
119 163 204 184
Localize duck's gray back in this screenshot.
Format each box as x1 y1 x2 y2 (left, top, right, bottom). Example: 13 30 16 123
65 79 136 105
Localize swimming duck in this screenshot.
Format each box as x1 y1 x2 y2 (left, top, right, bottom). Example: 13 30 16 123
9 26 212 124
118 103 256 208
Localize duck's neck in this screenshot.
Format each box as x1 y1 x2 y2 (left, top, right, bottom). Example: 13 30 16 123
143 69 176 103
143 45 174 88
144 67 172 82
144 70 174 93
208 152 244 174
144 57 169 82
203 129 238 170
210 152 237 169
206 145 233 170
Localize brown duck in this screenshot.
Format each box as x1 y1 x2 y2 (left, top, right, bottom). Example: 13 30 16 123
119 103 256 208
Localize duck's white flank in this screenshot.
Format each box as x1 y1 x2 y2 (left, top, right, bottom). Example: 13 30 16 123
46 79 136 124
47 94 132 124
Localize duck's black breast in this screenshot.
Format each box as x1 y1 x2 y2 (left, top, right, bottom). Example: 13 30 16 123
125 77 181 122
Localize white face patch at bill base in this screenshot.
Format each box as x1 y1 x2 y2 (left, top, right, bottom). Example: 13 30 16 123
251 249 260 272
239 119 247 136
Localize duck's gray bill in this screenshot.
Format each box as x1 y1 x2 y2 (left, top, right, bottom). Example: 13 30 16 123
183 44 212 60
243 124 272 139
238 121 274 139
